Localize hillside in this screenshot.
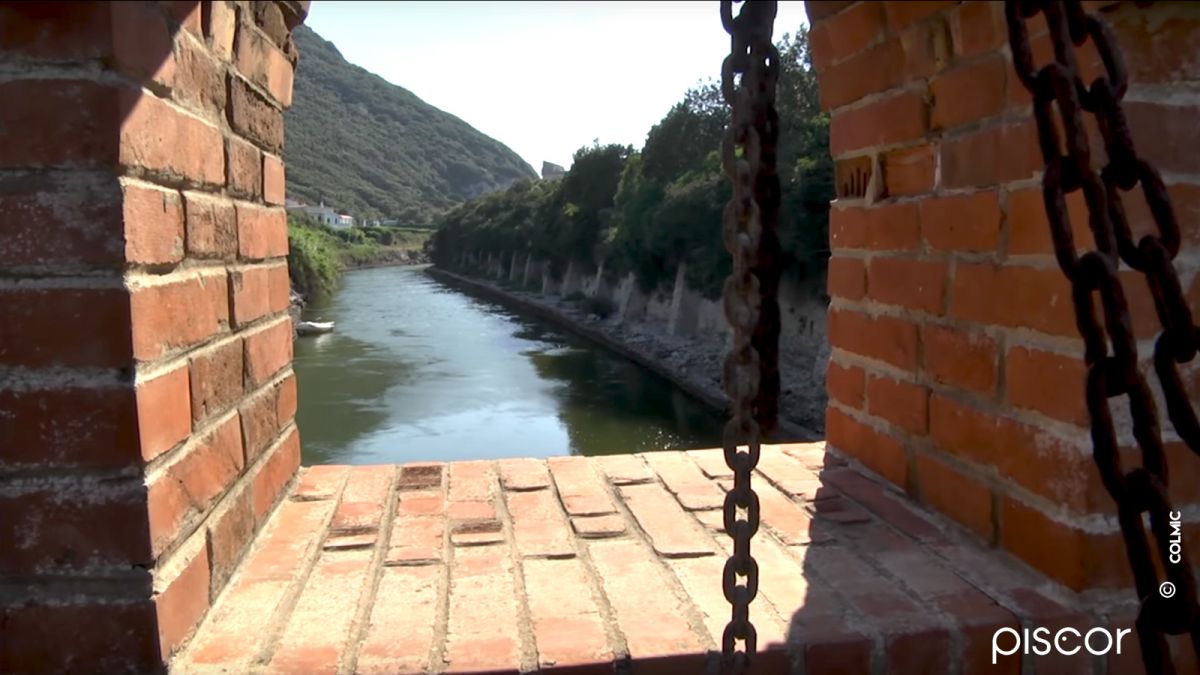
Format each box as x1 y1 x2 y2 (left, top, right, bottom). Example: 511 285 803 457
284 26 537 225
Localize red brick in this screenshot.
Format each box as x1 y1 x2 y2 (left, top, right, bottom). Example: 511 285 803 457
998 495 1131 591
1117 182 1200 254
136 365 192 462
928 394 1106 514
147 414 244 555
915 452 993 540
0 486 151 574
618 482 715 557
930 56 1008 129
1005 346 1088 425
251 426 300 521
825 407 908 487
642 451 725 511
818 38 905 111
263 153 286 205
226 136 262 199
834 154 875 200
920 190 1002 253
293 464 349 502
183 192 237 260
240 381 285 461
204 0 237 60
881 143 935 197
920 324 997 394
229 265 276 328
229 74 284 152
206 480 255 593
123 183 184 265
523 558 614 670
0 3 112 60
497 457 551 491
357 564 442 674
119 90 224 185
809 1 885 70
110 1 176 86
189 338 244 423
0 172 124 269
276 371 298 424
547 455 618 516
751 476 831 546
828 308 919 371
266 548 374 674
949 263 1077 336
443 546 523 672
0 287 132 368
1126 101 1199 176
885 1 954 29
822 467 950 544
0 601 160 674
506 488 575 558
165 1 202 35
250 2 291 48
833 201 921 252
243 318 293 387
234 24 295 106
386 494 444 565
331 465 394 538
0 80 121 169
0 386 139 468
941 119 1040 188
806 1 854 24
266 264 291 314
173 32 225 116
826 359 865 409
949 0 1006 58
594 454 656 485
867 256 946 315
830 89 928 156
827 255 866 300
867 375 930 435
587 539 707 666
572 514 627 539
898 16 953 81
1109 8 1200 85
130 273 229 360
155 545 211 659
236 203 288 260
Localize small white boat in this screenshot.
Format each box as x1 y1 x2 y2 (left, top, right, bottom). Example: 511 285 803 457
296 320 335 336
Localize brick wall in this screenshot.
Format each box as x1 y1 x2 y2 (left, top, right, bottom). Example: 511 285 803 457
807 0 1200 592
0 2 308 671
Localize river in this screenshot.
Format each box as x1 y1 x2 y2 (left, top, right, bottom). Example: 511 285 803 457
293 265 724 465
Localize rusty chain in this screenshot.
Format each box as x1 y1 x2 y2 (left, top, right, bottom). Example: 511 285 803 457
1006 1 1200 672
718 1 780 671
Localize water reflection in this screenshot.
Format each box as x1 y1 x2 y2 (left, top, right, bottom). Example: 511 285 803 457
293 266 723 465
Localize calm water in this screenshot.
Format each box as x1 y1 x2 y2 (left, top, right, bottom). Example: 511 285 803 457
293 265 724 465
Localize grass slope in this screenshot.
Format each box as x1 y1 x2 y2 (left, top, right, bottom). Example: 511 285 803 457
285 26 537 225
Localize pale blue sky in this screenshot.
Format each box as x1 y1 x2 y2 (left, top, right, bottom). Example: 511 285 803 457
305 1 809 172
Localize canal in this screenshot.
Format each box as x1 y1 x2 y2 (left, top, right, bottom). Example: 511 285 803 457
293 265 724 465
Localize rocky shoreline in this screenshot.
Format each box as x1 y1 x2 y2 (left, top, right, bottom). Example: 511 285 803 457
426 267 824 442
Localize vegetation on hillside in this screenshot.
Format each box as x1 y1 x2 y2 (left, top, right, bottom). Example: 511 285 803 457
288 217 432 299
285 26 538 226
428 27 832 299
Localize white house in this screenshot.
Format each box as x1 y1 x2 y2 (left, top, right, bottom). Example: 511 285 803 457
285 201 355 229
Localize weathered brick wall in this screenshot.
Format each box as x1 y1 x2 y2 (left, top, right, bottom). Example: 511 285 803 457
807 0 1200 592
0 2 307 670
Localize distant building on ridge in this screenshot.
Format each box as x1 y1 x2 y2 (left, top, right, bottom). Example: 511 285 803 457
541 161 566 180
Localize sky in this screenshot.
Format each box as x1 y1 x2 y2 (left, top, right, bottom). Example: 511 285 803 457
305 1 809 173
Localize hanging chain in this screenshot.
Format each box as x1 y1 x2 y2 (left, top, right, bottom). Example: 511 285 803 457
1006 2 1200 672
718 1 780 672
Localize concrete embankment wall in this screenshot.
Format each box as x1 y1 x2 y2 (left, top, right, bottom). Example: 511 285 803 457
428 255 830 439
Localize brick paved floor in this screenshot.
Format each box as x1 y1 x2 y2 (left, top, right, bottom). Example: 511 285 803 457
173 443 1150 675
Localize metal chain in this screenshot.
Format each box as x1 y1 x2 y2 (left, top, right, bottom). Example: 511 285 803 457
1006 2 1200 672
718 1 780 672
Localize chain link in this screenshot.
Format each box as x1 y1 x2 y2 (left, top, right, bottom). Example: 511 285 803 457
1006 2 1200 672
719 1 780 672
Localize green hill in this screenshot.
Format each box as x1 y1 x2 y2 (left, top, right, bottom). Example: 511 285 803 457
284 26 537 225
